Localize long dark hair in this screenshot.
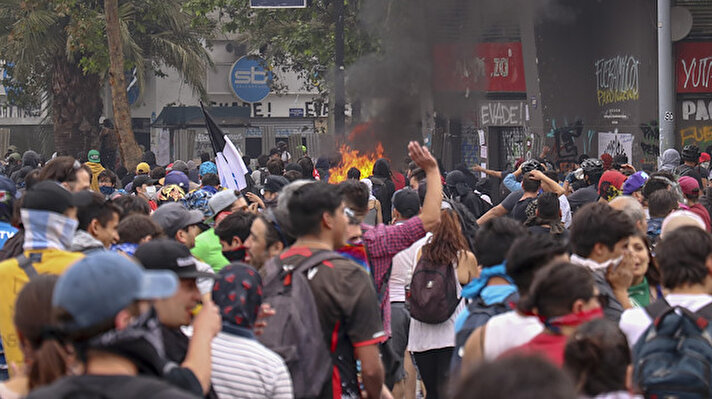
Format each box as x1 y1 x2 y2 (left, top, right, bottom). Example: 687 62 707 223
633 232 661 288
421 209 470 266
13 274 68 389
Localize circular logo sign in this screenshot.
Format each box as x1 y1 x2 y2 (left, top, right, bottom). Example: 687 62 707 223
229 56 272 103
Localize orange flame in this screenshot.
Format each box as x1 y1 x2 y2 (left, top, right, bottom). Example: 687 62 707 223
328 143 385 184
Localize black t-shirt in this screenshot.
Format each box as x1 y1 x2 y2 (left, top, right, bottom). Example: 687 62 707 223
677 164 704 189
26 374 199 399
279 247 386 399
528 225 570 244
500 190 524 212
511 197 537 223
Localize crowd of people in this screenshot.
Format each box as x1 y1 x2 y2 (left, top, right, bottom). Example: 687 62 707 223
0 140 711 398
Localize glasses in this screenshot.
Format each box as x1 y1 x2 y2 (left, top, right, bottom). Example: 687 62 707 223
344 207 360 225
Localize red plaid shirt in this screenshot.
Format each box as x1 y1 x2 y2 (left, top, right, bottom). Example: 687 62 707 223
362 216 426 336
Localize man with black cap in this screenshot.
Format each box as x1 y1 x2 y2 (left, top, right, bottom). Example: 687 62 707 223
392 188 421 223
191 190 248 271
0 181 91 376
133 174 158 211
27 251 198 398
676 144 707 189
445 170 491 219
134 240 221 398
245 175 289 210
151 203 215 298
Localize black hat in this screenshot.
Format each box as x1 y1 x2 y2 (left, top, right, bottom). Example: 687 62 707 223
132 175 157 193
22 181 93 214
263 175 289 194
134 239 215 279
392 188 421 218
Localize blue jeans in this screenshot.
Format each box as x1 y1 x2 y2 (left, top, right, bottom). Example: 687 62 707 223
0 337 8 381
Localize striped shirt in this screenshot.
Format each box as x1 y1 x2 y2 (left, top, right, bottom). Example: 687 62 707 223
211 331 293 399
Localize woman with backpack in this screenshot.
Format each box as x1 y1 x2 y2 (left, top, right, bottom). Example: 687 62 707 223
407 208 478 399
501 262 604 367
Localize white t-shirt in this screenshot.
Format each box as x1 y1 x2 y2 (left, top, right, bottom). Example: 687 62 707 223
211 332 293 399
389 234 430 302
483 311 543 360
619 294 712 348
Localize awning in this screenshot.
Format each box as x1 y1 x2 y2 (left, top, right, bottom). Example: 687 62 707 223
152 105 251 128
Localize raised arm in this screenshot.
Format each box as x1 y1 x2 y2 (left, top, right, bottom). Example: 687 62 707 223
408 141 442 232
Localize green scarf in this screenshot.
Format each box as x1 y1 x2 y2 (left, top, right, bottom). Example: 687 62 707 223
628 277 651 308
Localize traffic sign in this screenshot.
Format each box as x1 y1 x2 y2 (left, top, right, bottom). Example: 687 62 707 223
229 56 273 103
250 0 306 8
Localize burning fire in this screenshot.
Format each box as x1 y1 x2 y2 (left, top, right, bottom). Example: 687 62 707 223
328 143 385 184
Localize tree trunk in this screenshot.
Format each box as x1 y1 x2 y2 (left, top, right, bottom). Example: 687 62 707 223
51 58 103 159
105 0 142 170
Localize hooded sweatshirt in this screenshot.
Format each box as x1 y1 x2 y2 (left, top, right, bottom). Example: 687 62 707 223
660 149 680 173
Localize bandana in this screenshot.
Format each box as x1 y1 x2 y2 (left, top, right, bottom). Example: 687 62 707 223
22 209 78 251
628 277 651 308
212 263 263 329
461 263 515 300
111 242 139 256
222 247 247 263
338 242 370 273
157 184 185 203
538 307 604 334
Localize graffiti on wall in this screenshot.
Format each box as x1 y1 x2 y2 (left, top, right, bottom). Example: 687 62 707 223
480 101 527 126
498 127 537 170
547 119 596 166
594 55 640 106
598 131 633 163
679 99 712 149
639 121 659 167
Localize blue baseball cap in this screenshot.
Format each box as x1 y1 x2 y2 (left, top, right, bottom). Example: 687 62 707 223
53 251 178 331
622 171 649 196
164 170 190 190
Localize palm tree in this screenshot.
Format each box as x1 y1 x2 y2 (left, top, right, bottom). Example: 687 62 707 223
0 0 214 160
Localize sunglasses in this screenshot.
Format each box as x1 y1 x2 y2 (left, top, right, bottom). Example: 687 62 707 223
344 207 361 225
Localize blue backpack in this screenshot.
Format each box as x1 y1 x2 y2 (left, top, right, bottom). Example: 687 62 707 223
633 298 712 399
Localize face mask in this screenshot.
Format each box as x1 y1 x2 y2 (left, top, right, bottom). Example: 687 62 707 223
99 186 115 196
144 185 157 200
702 162 710 170
222 247 247 262
539 307 604 334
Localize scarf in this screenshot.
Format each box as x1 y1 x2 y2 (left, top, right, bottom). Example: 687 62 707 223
338 242 370 272
222 247 247 262
22 209 78 251
461 263 515 300
539 307 604 334
570 254 620 272
628 277 651 308
112 242 139 256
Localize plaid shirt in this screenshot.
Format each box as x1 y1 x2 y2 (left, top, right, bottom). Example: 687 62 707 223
362 216 426 336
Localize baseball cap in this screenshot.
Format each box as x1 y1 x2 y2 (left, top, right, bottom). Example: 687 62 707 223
679 176 701 196
0 175 17 200
199 161 217 177
7 153 20 162
164 170 190 190
87 149 100 163
171 160 189 175
136 162 150 174
701 153 711 163
263 175 289 194
52 251 178 331
152 202 204 236
208 189 242 216
622 171 649 195
22 181 93 214
135 239 215 279
132 174 157 193
597 170 627 192
392 188 421 217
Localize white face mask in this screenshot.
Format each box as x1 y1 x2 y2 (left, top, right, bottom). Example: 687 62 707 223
702 162 710 170
144 185 157 200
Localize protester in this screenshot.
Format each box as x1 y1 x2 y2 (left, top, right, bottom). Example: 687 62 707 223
112 194 151 218
359 178 383 226
503 261 604 366
10 151 40 186
261 181 386 399
191 190 248 270
452 355 577 399
676 144 707 189
213 211 255 264
408 208 477 399
347 167 361 180
70 192 120 253
646 189 678 243
134 240 220 397
564 319 640 399
26 252 198 398
244 211 293 271
112 214 163 256
38 156 91 193
0 181 88 373
210 263 293 398
156 184 186 205
627 233 662 307
679 175 712 231
371 158 396 224
446 170 491 219
0 176 18 249
660 209 706 238
0 275 65 398
250 155 270 190
659 148 680 173
597 169 627 202
97 169 119 197
85 149 105 192
526 192 568 242
569 202 637 322
568 158 604 212
609 195 648 235
266 158 284 176
461 234 568 369
622 171 649 205
132 174 158 211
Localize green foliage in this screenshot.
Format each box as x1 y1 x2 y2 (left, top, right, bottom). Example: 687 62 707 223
184 0 379 93
0 0 217 106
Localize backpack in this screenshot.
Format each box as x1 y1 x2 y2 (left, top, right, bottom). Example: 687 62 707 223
406 256 461 324
369 176 386 202
259 251 342 398
450 292 519 371
447 199 480 253
632 298 712 399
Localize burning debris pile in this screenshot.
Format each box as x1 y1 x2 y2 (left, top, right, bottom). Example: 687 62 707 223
328 142 385 184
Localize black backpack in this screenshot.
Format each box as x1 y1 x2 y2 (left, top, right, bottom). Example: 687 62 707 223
447 199 480 253
407 256 461 324
259 251 341 398
369 176 386 200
